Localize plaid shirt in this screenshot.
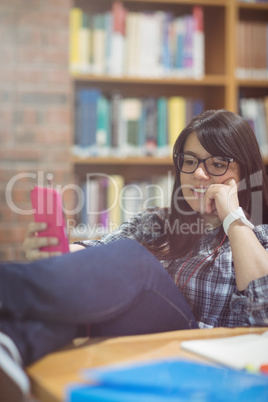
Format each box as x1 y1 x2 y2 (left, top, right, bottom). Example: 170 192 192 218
75 209 268 329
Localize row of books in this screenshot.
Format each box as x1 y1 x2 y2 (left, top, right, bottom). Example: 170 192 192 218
69 2 204 78
70 173 174 238
72 89 204 157
239 96 268 156
236 20 268 79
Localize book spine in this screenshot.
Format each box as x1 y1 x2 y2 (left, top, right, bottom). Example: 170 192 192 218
110 1 127 76
192 6 204 79
76 88 100 152
92 14 106 74
69 8 82 73
79 12 92 73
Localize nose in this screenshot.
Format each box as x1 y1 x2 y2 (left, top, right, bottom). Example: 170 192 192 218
193 163 210 179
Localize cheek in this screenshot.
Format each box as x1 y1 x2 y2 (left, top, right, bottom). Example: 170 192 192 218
180 174 193 199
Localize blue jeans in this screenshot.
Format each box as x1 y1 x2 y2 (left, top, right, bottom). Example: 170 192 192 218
0 239 197 366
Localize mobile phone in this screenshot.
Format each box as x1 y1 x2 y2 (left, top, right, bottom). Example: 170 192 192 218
30 186 70 253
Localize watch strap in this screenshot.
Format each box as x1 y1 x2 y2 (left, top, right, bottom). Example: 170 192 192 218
223 207 254 236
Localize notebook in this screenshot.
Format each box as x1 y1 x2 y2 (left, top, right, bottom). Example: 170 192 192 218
180 331 268 370
67 358 268 402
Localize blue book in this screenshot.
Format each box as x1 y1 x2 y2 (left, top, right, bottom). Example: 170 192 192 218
67 358 268 402
76 88 101 148
162 12 173 75
96 95 111 149
193 99 204 117
157 97 168 148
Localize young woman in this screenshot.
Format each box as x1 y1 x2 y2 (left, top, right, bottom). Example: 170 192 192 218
1 109 268 401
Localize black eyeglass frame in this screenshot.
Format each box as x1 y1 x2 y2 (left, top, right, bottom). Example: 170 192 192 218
174 153 234 177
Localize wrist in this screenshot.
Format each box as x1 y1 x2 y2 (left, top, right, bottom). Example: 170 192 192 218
223 207 254 236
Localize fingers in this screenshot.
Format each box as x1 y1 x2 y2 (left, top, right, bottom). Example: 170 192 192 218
25 221 47 238
26 250 62 261
23 222 61 261
204 179 239 220
222 177 237 188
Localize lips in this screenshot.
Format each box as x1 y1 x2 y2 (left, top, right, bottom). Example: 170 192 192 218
192 187 207 194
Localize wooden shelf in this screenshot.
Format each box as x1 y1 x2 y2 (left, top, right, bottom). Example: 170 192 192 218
123 0 227 5
72 74 227 87
237 1 268 10
237 79 268 88
72 155 173 166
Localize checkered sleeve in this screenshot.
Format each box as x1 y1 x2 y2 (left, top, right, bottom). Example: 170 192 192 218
230 225 268 326
73 208 166 248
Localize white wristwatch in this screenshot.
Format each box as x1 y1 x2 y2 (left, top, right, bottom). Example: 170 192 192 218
223 207 254 236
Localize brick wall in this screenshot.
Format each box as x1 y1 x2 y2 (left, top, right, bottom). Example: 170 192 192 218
0 0 74 261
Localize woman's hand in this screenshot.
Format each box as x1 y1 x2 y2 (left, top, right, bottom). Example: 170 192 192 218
204 178 239 222
23 222 61 261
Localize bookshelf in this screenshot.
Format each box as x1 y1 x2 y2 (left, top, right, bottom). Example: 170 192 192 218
69 0 268 237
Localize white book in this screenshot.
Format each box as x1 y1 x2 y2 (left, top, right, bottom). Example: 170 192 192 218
181 331 268 370
110 33 125 76
193 6 204 79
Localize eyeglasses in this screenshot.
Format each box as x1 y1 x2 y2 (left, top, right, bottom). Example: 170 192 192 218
174 153 234 176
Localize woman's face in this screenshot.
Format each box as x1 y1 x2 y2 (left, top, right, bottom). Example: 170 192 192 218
180 131 240 216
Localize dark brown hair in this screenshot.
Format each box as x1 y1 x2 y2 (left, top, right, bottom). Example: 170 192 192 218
148 109 268 259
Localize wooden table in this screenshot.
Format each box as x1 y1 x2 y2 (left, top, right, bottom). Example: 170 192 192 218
27 327 266 402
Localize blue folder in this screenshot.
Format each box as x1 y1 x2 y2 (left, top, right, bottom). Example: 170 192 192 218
67 358 268 402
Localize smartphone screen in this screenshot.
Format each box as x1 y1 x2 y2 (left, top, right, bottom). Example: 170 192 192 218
30 186 70 253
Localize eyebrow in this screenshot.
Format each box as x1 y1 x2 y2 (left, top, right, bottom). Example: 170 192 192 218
182 151 212 158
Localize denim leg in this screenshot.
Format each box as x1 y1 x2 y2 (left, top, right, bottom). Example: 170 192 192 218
0 239 196 326
0 239 197 364
0 319 76 366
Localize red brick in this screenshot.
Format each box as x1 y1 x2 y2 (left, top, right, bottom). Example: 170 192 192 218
18 11 69 28
35 128 72 144
0 225 26 243
0 48 16 65
0 246 14 262
0 205 15 222
17 70 43 84
0 109 13 126
45 109 71 126
18 48 68 65
44 70 71 85
0 68 17 83
0 147 43 163
0 0 73 260
0 129 13 144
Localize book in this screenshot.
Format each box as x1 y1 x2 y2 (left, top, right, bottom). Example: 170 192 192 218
181 331 268 371
96 95 110 155
240 97 268 155
168 96 186 149
107 174 124 230
69 8 82 73
183 15 194 76
193 6 204 79
110 1 127 76
121 98 142 155
92 14 106 74
105 12 113 75
75 88 100 152
162 12 173 76
79 12 92 73
69 5 205 79
157 97 169 156
143 97 158 155
110 91 122 150
68 357 268 402
174 16 185 76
